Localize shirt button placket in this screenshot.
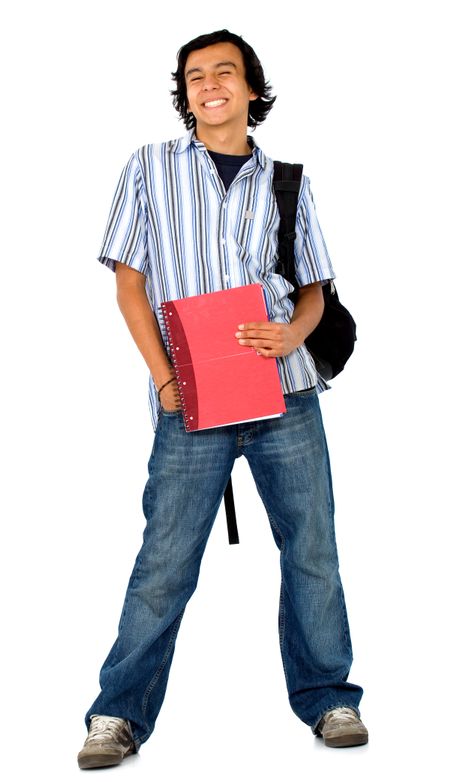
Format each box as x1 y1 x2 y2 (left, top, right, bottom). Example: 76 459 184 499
220 198 230 288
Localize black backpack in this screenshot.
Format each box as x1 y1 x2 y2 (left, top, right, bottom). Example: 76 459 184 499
273 161 357 380
223 162 357 545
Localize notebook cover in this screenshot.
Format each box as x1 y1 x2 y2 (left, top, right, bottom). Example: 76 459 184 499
160 284 286 431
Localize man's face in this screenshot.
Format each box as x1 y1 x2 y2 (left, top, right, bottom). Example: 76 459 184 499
184 42 258 133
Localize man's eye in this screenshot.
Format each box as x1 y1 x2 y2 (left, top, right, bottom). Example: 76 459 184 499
219 71 231 75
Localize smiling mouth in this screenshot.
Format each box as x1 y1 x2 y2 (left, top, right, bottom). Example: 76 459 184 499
203 99 228 109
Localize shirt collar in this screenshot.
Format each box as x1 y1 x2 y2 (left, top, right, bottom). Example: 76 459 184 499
169 129 268 171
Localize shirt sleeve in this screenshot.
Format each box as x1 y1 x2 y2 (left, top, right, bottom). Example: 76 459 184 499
294 177 335 286
97 153 148 274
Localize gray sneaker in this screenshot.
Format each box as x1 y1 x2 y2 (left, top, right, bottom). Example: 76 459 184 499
316 707 369 748
77 715 135 769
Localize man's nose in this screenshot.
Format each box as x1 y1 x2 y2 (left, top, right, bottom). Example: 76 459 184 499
202 74 220 91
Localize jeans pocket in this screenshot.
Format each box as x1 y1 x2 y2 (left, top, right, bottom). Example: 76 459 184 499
161 407 182 416
284 387 317 400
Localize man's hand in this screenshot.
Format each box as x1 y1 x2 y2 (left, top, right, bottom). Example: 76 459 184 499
159 372 181 413
235 321 303 358
235 282 325 358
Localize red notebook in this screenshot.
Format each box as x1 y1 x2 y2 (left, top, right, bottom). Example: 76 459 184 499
160 284 286 431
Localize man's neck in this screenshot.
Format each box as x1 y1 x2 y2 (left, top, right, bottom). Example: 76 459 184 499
194 125 252 156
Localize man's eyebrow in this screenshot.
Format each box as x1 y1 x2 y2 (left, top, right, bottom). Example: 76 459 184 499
185 61 238 78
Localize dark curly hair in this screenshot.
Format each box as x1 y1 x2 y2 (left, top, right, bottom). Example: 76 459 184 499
171 29 276 130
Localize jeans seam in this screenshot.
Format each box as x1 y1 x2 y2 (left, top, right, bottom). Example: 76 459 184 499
321 429 352 658
141 609 185 720
116 457 157 640
118 459 163 639
338 584 352 657
267 511 288 678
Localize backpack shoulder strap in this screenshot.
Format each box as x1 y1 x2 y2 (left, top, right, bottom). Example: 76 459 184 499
224 477 239 544
273 161 303 292
223 162 303 547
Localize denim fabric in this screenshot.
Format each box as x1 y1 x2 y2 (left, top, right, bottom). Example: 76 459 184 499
86 390 363 747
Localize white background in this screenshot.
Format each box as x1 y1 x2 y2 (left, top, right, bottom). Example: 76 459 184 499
1 1 449 780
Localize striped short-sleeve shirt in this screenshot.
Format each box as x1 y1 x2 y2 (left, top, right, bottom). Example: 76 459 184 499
98 130 335 430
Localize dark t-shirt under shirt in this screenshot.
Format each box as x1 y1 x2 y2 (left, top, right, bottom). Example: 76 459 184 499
208 150 252 191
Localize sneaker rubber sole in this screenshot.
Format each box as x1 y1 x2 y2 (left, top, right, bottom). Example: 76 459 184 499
323 731 369 748
78 748 134 769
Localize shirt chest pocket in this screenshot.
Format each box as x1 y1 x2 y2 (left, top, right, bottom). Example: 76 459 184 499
232 237 278 278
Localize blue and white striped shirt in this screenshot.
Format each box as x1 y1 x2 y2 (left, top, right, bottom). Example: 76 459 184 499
98 130 335 430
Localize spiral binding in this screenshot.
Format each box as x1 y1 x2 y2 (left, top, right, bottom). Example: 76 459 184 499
158 306 168 343
159 302 191 430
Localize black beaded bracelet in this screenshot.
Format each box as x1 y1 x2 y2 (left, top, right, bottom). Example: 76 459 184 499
157 377 176 400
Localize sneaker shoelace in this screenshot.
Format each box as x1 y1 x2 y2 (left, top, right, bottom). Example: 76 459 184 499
89 716 128 742
325 708 358 726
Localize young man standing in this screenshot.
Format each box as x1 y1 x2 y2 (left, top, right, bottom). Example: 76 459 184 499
78 30 368 769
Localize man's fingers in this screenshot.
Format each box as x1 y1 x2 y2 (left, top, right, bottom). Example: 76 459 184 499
236 323 284 338
238 337 278 348
237 333 267 342
236 329 279 340
237 321 267 330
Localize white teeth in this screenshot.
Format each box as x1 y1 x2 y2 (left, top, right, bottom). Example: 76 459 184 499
204 99 226 108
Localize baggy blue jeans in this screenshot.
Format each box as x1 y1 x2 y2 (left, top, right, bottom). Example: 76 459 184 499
86 390 363 747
